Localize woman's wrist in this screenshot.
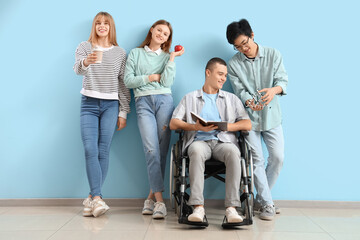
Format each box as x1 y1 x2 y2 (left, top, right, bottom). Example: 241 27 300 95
169 53 175 62
83 59 89 67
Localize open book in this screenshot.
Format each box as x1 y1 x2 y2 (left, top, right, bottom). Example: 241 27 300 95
190 111 228 131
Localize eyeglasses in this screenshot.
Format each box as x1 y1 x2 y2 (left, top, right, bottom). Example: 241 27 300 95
233 37 250 51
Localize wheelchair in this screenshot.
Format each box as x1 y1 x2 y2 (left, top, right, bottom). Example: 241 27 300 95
169 130 255 228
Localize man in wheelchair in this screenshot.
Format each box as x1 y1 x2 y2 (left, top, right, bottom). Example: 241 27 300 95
169 57 252 224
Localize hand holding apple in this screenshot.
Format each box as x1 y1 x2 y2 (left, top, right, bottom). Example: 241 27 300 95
174 45 183 52
170 45 185 61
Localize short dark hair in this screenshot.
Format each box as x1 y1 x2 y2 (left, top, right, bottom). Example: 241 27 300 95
226 19 253 45
205 57 227 72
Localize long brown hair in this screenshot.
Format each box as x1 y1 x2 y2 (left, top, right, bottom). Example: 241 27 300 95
139 20 173 53
88 12 118 46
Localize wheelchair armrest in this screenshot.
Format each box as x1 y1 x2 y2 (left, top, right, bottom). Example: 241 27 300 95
240 130 249 136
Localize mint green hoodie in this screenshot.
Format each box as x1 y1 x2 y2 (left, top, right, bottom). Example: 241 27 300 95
124 47 176 97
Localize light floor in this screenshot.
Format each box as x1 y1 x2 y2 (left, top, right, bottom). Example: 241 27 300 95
0 206 359 240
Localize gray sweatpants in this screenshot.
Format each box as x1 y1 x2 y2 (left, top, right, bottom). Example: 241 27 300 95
187 140 241 207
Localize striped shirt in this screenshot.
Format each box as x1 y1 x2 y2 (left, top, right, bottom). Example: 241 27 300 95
73 41 130 118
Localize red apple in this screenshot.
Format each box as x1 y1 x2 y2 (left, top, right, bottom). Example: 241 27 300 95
174 45 183 52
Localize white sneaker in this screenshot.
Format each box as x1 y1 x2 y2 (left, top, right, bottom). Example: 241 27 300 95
91 198 109 217
152 202 167 219
225 207 243 223
82 197 93 217
142 199 155 215
188 206 205 222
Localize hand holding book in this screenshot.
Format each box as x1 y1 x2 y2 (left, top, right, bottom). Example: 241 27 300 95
190 111 228 131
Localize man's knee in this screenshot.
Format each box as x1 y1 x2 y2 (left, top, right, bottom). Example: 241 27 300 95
222 144 240 161
188 142 209 162
188 149 207 163
270 150 284 167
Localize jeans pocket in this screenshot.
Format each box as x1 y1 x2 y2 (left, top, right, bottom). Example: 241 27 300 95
81 95 88 101
135 96 142 104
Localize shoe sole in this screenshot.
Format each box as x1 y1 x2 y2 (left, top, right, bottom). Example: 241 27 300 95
152 214 166 219
227 218 243 223
83 212 93 217
142 210 153 215
93 208 108 217
255 206 280 214
259 215 274 221
188 216 203 222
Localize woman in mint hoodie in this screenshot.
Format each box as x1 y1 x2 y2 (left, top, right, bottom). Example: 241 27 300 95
124 19 184 219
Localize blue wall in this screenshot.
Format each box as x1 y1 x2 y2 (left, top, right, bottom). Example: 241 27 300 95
1 0 359 201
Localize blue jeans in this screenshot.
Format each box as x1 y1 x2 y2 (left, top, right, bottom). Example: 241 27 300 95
80 95 119 198
135 94 174 193
245 125 284 206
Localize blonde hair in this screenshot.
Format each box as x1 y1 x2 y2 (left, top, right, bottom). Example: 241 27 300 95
88 12 118 46
139 20 173 53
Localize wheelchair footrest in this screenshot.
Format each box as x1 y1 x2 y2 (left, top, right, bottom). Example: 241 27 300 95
178 215 209 227
221 216 252 228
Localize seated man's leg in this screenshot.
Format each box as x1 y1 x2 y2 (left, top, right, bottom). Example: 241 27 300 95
212 142 243 223
212 142 241 208
187 141 212 206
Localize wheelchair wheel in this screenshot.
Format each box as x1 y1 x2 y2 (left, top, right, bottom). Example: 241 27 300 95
169 144 175 209
170 142 181 212
247 149 255 217
175 194 180 217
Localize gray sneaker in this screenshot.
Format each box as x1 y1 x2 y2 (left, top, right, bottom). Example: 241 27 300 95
254 201 261 212
275 206 281 214
254 202 280 214
152 202 167 219
142 199 155 215
259 205 275 221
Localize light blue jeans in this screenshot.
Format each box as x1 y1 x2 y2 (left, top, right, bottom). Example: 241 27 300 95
135 94 174 193
80 95 119 198
245 125 284 206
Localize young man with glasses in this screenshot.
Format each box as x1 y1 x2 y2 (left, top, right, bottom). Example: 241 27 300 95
226 19 288 221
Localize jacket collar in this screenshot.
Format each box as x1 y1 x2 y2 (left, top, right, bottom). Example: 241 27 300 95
239 44 264 62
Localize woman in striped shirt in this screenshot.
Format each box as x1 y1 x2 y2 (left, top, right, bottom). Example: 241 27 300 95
124 19 184 219
73 12 130 218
